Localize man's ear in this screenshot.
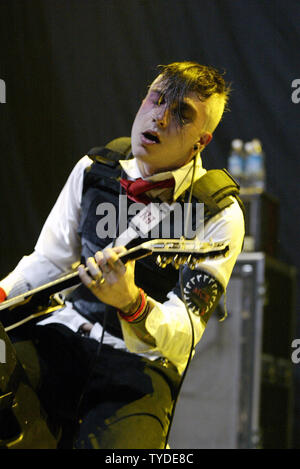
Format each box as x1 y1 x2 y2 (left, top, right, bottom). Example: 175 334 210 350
190 132 213 161
199 132 213 149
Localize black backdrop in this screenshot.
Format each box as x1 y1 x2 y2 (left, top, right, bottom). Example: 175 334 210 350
0 0 299 447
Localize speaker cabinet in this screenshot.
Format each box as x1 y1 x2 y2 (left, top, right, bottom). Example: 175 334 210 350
259 256 297 449
240 189 279 257
169 252 297 449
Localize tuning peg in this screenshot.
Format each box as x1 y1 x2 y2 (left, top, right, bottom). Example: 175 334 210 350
156 255 169 268
187 256 197 270
171 255 179 269
179 256 189 265
161 256 173 266
194 258 205 268
172 255 186 270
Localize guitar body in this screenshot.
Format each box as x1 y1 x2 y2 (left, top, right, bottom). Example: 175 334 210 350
0 321 58 449
0 294 64 332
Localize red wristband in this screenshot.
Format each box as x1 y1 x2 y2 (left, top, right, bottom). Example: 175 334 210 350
119 289 147 323
0 287 7 303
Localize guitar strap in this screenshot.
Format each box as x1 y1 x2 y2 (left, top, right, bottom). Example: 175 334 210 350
111 201 177 248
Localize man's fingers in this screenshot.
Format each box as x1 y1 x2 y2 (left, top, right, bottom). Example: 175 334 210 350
94 250 104 266
86 256 102 277
113 246 127 256
103 248 126 275
78 264 94 287
78 262 105 291
79 246 128 289
95 246 126 266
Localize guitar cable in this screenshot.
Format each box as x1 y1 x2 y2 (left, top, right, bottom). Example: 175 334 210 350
163 155 198 448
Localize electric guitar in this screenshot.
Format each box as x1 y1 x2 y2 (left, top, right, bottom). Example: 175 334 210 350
0 238 229 332
0 237 229 449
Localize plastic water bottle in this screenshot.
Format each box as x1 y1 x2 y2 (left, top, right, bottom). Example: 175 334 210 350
227 139 244 186
244 139 266 190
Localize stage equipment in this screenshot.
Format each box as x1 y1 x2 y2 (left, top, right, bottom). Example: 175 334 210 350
239 188 279 257
169 252 297 449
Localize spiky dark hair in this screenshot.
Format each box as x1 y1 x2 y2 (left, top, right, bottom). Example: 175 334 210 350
155 61 230 126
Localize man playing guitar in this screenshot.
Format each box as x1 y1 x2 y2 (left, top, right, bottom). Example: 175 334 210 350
0 61 244 449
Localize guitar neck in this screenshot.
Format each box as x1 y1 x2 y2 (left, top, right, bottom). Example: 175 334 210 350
0 270 81 311
0 238 228 312
0 245 152 311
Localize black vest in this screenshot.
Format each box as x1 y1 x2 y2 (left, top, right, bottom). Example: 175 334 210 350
67 138 244 339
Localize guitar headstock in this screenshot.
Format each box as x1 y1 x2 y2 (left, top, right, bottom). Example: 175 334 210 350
139 238 229 270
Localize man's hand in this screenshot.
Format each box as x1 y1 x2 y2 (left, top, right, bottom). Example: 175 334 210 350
78 246 140 311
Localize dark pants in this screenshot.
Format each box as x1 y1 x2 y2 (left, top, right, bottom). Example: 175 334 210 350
9 323 180 449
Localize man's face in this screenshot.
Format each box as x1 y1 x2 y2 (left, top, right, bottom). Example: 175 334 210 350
131 75 212 177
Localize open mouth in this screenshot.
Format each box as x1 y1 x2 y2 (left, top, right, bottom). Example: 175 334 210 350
142 131 160 144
